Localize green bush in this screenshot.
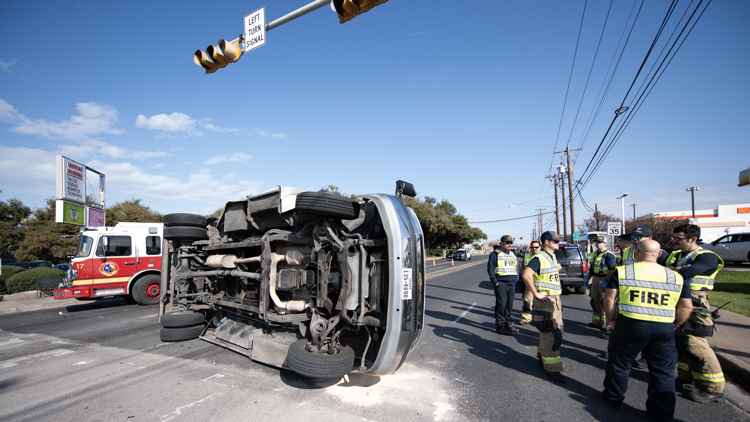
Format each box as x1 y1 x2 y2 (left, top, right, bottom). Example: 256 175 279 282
0 266 26 295
5 267 65 294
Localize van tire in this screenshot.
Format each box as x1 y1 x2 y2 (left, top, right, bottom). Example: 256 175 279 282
131 274 161 305
287 339 355 379
160 324 204 342
164 226 209 241
575 285 587 295
161 311 206 328
164 213 207 228
295 192 360 220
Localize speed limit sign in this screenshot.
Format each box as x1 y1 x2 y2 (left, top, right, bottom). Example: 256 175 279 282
608 222 622 236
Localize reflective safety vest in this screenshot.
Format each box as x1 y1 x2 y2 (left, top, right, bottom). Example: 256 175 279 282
495 249 518 277
617 263 684 323
620 246 637 265
524 252 533 266
592 249 616 276
532 251 561 295
665 248 723 291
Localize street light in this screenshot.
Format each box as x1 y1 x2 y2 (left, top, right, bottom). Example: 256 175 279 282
686 187 699 218
617 193 629 234
631 203 638 220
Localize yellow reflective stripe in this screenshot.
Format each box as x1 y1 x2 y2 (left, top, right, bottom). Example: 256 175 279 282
542 356 562 364
677 362 690 371
592 315 603 321
691 371 725 382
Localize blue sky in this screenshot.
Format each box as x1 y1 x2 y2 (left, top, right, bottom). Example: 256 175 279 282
1 0 748 243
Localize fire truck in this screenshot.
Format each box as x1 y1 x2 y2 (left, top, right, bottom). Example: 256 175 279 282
54 222 164 305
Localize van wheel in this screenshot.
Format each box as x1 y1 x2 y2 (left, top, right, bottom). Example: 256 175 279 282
161 311 206 328
287 339 355 379
132 274 161 305
164 226 209 241
164 213 207 228
160 324 204 342
575 285 587 295
295 192 360 220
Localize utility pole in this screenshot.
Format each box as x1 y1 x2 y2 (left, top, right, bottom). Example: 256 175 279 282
595 203 600 230
559 169 568 240
631 203 638 220
548 174 561 234
555 146 582 240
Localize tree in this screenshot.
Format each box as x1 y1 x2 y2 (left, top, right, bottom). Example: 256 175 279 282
581 211 620 232
207 206 224 217
403 197 487 250
105 199 163 226
0 194 31 255
625 215 687 252
14 199 79 262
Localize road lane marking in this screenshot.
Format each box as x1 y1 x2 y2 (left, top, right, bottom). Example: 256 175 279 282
0 349 74 369
427 260 485 280
452 303 476 324
159 393 222 422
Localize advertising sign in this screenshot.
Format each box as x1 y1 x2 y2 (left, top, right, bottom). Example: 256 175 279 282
87 207 106 227
56 156 86 204
56 200 85 225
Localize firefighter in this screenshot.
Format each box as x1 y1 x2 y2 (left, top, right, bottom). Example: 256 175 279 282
522 231 564 383
519 240 541 324
617 234 633 265
665 224 725 403
602 240 692 421
488 235 520 335
587 236 616 330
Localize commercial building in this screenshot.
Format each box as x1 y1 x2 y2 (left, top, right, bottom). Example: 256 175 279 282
645 203 750 243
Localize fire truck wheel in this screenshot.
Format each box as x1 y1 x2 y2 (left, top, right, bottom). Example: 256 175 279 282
159 324 204 342
287 339 355 379
295 192 360 220
161 311 206 328
163 213 208 228
131 275 161 305
163 226 209 241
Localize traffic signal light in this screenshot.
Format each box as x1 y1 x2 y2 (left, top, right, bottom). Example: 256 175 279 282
331 0 389 24
194 39 243 74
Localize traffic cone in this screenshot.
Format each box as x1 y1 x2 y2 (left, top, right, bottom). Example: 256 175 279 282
451 259 454 266
432 259 435 267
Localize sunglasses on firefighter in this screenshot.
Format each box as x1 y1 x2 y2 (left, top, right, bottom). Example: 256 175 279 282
631 235 644 240
504 241 513 245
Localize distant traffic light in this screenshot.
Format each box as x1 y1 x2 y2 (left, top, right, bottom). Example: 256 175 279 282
194 39 243 74
331 0 389 24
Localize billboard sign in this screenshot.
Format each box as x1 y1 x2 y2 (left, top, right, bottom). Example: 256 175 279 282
56 156 86 204
56 200 85 225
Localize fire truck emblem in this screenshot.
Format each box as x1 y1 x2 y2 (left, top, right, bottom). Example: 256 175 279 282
99 262 119 276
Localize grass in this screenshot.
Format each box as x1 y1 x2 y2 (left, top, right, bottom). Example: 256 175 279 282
710 271 750 317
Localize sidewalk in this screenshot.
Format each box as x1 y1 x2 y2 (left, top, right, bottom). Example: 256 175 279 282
0 291 80 314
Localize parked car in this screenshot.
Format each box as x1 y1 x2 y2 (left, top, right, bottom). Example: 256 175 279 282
4 260 53 269
454 249 471 261
53 263 70 272
700 232 750 264
158 181 426 380
554 243 587 294
446 250 455 259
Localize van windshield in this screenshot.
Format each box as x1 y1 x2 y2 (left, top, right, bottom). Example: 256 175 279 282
77 235 94 257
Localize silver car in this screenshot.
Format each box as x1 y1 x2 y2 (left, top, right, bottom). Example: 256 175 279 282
158 181 426 379
701 232 750 264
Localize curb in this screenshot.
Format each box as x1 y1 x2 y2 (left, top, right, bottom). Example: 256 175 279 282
0 298 80 315
0 291 41 302
715 348 750 393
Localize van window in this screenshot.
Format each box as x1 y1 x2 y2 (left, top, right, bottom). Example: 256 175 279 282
96 236 132 257
146 236 161 255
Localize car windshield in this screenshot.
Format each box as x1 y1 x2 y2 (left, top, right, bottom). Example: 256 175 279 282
77 235 94 257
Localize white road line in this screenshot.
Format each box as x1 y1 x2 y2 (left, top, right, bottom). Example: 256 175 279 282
0 349 74 369
159 393 221 421
451 303 476 324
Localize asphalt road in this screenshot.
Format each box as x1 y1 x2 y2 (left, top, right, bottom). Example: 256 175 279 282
0 256 748 421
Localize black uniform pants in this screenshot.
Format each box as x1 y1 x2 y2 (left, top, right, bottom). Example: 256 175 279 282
494 281 515 326
603 318 677 421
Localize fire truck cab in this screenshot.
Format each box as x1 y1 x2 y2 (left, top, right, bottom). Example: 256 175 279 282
54 222 164 305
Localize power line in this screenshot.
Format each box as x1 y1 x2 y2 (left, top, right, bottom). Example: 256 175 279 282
469 212 554 224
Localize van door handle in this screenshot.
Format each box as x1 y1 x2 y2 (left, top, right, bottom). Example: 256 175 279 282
124 262 134 265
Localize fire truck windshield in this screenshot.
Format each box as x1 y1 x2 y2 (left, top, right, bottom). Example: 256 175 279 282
77 235 94 257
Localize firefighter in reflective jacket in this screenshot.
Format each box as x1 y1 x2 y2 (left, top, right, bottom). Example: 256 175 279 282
663 224 725 403
520 240 541 324
521 231 565 383
602 240 692 421
588 236 617 329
